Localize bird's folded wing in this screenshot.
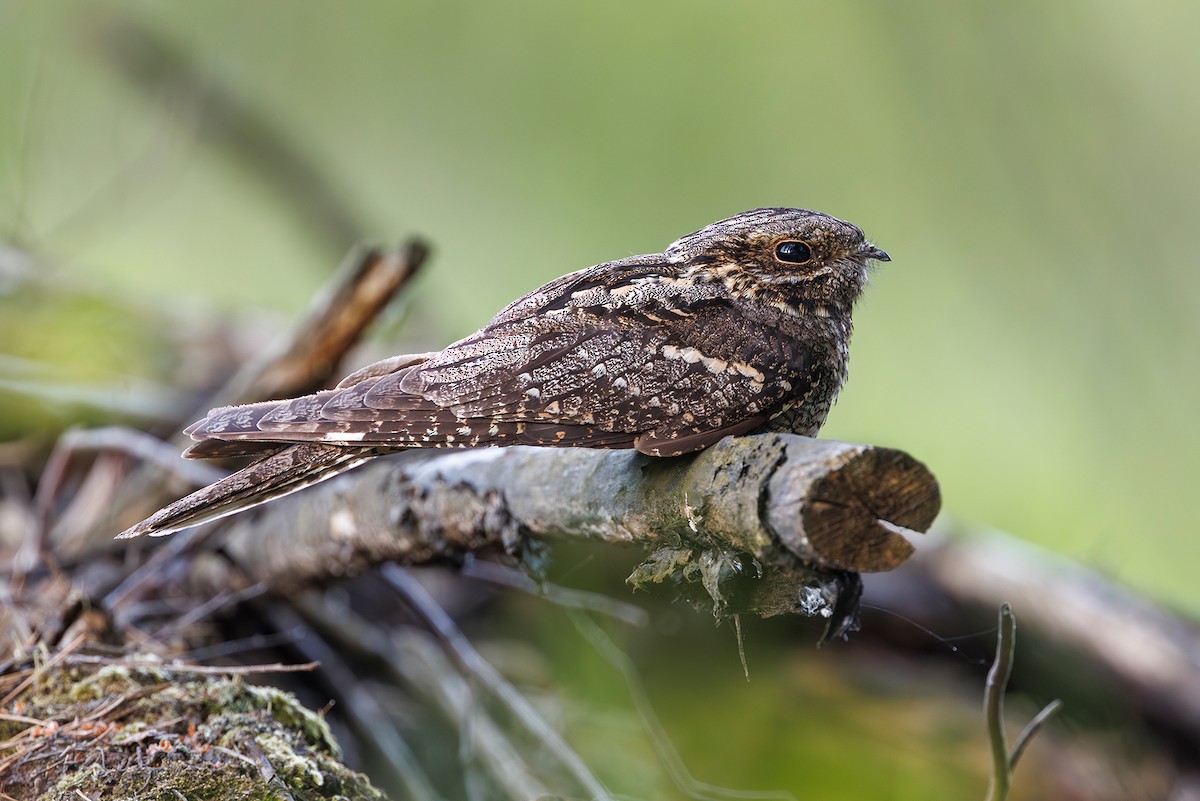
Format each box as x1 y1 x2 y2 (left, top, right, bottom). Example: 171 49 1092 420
182 301 814 456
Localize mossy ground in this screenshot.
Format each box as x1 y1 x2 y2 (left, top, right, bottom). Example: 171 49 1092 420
0 656 387 801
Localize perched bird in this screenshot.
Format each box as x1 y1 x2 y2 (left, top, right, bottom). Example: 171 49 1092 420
118 208 889 539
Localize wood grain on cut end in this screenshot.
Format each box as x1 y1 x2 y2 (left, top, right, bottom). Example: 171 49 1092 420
801 447 941 572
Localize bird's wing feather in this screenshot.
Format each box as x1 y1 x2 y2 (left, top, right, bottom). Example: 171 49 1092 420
376 298 816 437
182 261 817 455
118 443 374 538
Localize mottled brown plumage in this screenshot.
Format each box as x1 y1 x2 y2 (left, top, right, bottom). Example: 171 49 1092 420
118 208 889 539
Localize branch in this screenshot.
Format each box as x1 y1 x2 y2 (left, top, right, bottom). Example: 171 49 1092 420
219 434 940 626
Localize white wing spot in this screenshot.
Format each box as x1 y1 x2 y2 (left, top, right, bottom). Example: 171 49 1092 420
322 431 366 442
733 361 765 382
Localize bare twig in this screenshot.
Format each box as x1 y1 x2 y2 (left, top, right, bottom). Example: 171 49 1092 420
382 565 616 801
291 592 553 801
38 427 226 513
982 603 1062 801
1009 698 1063 770
149 583 268 641
461 557 650 628
103 529 208 614
267 604 449 801
32 425 227 562
984 604 1016 801
60 654 319 675
240 729 299 801
1 631 86 707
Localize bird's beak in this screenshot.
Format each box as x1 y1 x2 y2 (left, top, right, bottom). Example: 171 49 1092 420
859 243 891 263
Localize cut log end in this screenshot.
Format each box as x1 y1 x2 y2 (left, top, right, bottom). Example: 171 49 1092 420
796 446 941 572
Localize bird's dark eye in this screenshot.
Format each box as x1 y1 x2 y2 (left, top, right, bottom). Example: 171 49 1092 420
774 241 813 264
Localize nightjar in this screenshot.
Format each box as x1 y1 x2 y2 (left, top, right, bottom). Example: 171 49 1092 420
118 208 889 539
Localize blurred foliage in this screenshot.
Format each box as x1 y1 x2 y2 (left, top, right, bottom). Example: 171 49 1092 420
0 285 182 439
0 1 1195 796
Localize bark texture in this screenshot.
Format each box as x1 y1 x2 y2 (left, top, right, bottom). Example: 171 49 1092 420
218 433 940 623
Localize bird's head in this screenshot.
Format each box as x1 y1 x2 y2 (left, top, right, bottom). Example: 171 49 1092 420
666 208 890 309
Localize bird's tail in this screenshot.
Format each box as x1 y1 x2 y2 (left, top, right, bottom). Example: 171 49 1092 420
116 443 376 539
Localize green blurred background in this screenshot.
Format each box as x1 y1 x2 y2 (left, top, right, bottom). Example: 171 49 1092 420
1 0 1196 794
4 0 1196 610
